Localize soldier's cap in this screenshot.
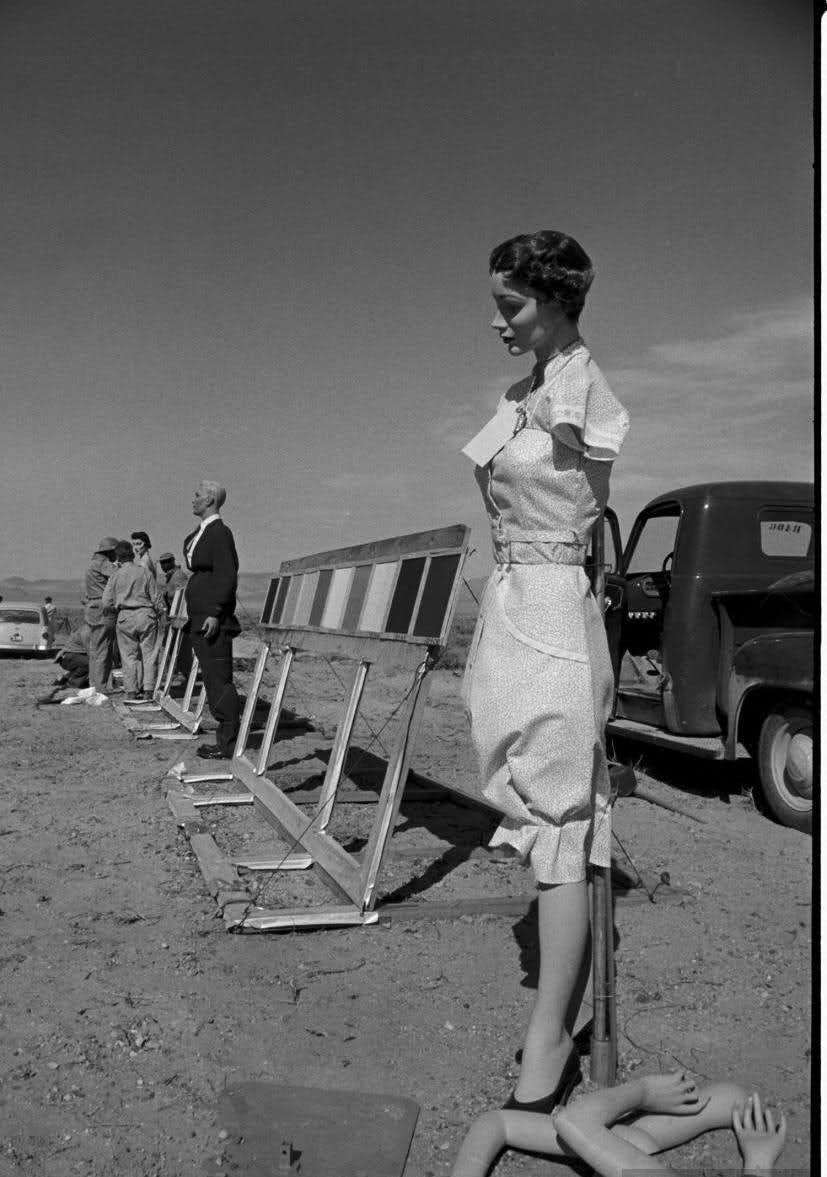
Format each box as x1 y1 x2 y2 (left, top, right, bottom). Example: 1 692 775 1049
95 536 119 554
158 551 176 563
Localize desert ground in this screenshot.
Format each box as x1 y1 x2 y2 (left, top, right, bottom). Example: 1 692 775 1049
0 617 811 1177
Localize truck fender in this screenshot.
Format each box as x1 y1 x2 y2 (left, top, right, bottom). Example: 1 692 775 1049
729 680 812 759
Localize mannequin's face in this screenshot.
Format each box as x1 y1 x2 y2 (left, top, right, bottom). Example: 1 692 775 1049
490 271 565 358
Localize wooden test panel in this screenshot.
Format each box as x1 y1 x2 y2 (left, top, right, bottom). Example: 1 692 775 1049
184 524 471 931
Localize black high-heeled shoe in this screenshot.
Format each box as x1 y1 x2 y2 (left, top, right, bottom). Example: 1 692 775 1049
502 1048 582 1114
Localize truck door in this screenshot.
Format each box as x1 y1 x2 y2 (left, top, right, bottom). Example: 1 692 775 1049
596 507 626 685
614 502 681 727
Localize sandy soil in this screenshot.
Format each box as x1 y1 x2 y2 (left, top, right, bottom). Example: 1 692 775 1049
0 649 811 1177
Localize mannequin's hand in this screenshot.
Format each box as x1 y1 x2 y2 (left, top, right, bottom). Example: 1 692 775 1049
733 1093 787 1172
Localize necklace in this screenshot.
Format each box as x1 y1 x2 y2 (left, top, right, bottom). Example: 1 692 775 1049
513 363 545 435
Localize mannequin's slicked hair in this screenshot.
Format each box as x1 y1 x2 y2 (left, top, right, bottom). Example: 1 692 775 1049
489 230 594 319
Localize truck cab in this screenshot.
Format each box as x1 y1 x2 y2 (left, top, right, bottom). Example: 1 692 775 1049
605 481 814 831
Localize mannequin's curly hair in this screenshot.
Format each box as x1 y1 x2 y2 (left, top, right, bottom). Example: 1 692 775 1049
489 230 594 319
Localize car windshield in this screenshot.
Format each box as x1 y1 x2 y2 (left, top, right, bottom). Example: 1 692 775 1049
0 609 42 624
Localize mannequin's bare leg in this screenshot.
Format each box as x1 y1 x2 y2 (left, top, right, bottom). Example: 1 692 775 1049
516 879 589 1100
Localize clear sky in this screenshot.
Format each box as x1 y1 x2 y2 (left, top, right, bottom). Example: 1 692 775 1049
1 0 814 580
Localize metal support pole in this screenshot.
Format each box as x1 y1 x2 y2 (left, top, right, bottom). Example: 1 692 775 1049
589 514 617 1085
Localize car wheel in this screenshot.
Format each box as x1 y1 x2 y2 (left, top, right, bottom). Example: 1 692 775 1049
757 703 813 833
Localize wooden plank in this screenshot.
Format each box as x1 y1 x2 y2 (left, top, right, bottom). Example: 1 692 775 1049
360 668 433 910
320 566 354 628
157 624 184 698
188 832 249 899
236 906 380 932
111 702 144 730
181 771 234 785
233 758 364 905
166 791 208 835
154 589 184 693
234 853 313 871
223 901 255 930
167 792 200 824
315 660 370 833
277 525 469 576
160 691 204 733
234 641 270 756
192 793 254 807
181 657 199 710
142 729 199 741
256 647 294 774
260 627 438 670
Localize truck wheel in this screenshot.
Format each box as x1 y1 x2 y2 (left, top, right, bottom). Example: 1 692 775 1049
757 704 813 833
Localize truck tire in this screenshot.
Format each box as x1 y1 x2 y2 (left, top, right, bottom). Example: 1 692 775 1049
757 703 813 833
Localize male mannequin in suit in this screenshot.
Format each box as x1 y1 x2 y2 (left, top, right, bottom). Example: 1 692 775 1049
183 479 242 759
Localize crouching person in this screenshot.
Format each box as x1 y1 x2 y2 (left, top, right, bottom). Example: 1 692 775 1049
56 622 92 688
102 540 167 700
37 622 93 705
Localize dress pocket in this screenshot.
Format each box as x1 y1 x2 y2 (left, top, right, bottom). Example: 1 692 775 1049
497 566 589 662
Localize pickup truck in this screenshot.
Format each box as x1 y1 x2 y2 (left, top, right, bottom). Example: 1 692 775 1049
601 481 814 832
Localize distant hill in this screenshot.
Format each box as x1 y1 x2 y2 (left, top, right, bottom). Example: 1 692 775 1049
0 570 487 620
0 572 277 612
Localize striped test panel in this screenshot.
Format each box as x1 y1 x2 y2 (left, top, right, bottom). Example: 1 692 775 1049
259 525 469 653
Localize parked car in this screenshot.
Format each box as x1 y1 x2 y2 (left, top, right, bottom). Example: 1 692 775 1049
0 601 55 656
601 481 814 832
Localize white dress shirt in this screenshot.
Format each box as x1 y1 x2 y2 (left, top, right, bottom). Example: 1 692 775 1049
184 513 220 570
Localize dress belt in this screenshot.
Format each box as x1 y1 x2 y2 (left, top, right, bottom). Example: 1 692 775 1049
491 529 587 567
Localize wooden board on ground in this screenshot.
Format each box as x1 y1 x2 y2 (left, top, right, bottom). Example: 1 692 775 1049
210 1082 420 1177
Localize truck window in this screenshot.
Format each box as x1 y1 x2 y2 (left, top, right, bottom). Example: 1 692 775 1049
759 507 813 558
625 510 680 576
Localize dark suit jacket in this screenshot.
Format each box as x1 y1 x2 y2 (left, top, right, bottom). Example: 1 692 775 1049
183 518 241 634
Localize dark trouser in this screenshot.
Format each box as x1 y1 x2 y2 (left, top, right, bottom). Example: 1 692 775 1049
189 629 240 755
60 652 89 688
176 630 194 681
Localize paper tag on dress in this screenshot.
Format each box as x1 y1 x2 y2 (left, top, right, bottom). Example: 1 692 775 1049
461 401 521 465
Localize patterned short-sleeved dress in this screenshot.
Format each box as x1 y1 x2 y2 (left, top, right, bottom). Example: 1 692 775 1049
463 340 629 885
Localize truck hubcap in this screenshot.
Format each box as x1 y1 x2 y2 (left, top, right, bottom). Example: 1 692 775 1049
785 731 812 800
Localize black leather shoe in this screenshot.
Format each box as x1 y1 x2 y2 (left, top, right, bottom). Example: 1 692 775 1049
196 744 228 760
503 1049 582 1114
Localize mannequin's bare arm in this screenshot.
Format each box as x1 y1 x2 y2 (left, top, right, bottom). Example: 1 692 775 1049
451 1074 750 1177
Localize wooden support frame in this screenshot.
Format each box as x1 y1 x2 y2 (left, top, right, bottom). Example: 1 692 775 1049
156 654 207 734
171 525 473 931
